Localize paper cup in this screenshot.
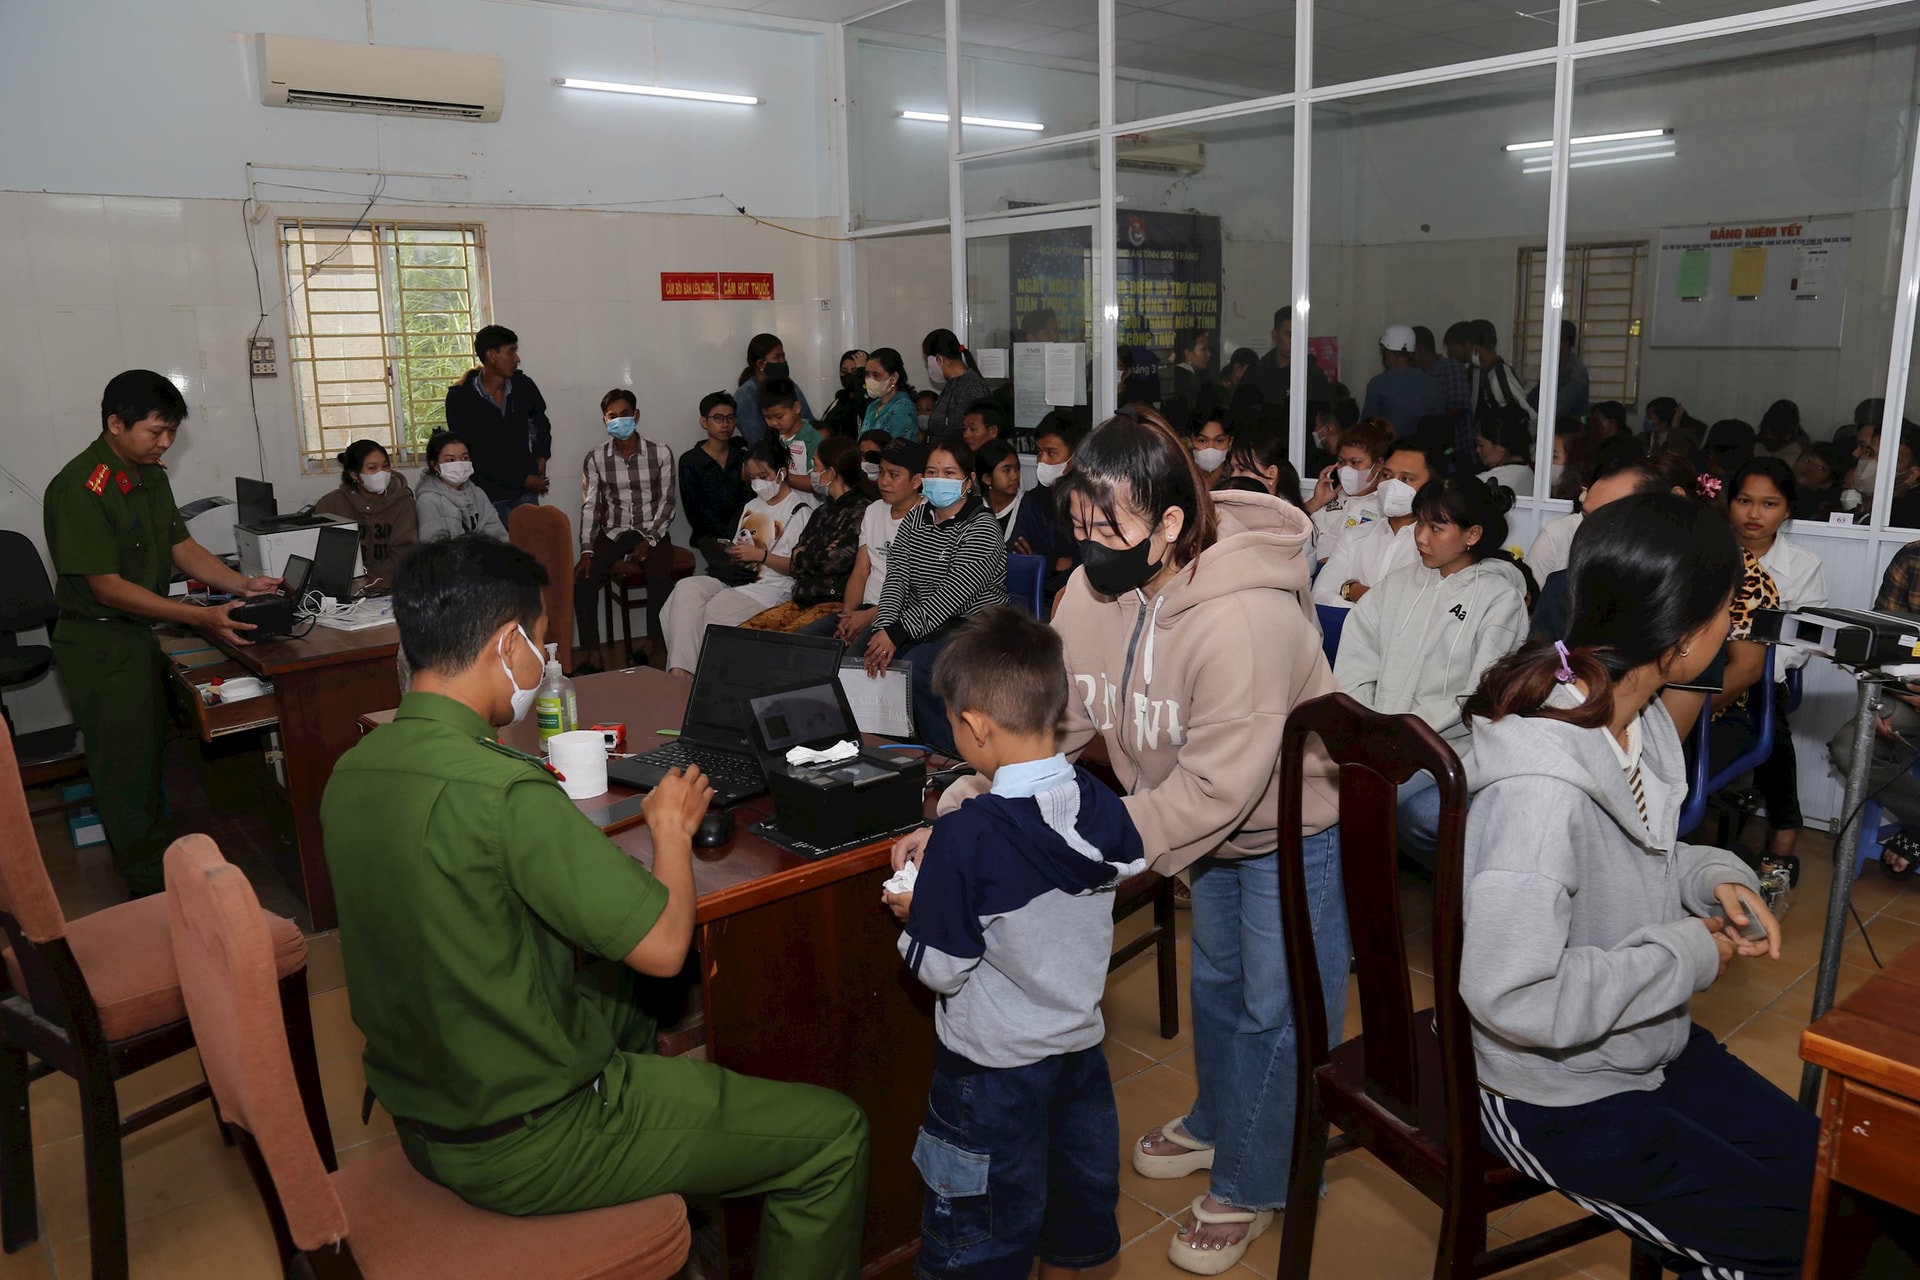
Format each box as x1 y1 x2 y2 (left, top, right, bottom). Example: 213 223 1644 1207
547 730 609 800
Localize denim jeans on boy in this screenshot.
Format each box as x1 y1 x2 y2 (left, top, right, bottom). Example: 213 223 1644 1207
1180 828 1349 1212
912 1045 1121 1279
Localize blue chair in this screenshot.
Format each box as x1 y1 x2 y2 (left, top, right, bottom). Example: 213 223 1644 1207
1315 604 1347 668
1006 554 1046 618
1678 647 1777 836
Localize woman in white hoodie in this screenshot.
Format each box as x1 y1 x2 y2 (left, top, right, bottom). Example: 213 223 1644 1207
416 431 508 544
1334 475 1532 861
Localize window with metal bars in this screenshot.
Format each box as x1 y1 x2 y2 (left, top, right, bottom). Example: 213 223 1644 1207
1513 241 1649 410
280 219 490 468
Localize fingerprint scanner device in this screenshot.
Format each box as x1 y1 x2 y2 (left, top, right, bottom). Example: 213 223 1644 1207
747 678 924 846
1751 606 1920 675
225 554 314 640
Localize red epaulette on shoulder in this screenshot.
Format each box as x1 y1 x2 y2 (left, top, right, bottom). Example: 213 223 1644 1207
85 464 110 496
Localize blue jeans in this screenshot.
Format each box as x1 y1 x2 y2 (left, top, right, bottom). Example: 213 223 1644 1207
913 1046 1121 1278
492 490 538 524
1397 772 1442 870
1181 830 1349 1212
898 629 960 757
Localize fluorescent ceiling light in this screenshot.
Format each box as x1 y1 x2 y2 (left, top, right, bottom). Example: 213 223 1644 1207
554 78 759 106
899 110 1044 132
1504 128 1671 153
1522 145 1676 174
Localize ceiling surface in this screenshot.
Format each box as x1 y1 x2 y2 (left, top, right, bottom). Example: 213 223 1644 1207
707 0 1805 89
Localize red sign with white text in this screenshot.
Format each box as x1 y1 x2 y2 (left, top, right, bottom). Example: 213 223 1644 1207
720 272 776 301
660 272 720 302
660 272 776 302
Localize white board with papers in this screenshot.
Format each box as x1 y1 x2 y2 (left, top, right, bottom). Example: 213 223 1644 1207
1652 216 1849 350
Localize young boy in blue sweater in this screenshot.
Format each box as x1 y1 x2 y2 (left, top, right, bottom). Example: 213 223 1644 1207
883 606 1146 1279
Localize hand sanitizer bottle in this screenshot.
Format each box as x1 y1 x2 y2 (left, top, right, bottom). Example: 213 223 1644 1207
535 643 577 745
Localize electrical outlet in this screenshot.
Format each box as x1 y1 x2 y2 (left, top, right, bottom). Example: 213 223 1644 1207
249 336 277 378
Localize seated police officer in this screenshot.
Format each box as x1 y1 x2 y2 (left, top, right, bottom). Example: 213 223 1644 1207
322 535 869 1278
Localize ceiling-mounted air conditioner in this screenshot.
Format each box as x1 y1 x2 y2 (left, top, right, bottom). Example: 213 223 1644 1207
257 34 505 122
1112 128 1207 177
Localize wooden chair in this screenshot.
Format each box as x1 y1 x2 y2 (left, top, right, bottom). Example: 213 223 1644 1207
164 837 690 1280
507 504 576 673
1273 693 1658 1280
1109 873 1179 1039
603 546 697 657
0 732 331 1280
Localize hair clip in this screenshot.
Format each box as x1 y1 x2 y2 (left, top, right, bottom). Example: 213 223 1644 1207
1694 473 1722 500
1553 641 1576 684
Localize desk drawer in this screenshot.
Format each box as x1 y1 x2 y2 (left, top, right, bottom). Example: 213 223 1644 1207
1829 1081 1920 1214
168 659 280 743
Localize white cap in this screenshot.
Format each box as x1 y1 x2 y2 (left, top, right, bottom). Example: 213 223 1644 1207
1380 324 1416 353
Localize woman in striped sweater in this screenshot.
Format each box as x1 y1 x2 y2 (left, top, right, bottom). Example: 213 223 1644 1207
860 437 1008 755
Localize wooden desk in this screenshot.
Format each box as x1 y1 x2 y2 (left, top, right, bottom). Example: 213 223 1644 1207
362 669 936 1279
207 621 399 930
1800 946 1920 1276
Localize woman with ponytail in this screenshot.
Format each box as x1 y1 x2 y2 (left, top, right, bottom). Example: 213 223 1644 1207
1459 494 1815 1280
919 328 990 443
313 439 418 587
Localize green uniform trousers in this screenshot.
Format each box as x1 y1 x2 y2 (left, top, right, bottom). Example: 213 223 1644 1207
52 617 172 897
400 966 871 1280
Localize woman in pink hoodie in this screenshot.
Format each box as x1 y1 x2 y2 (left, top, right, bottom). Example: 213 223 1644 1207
1060 411 1345 1272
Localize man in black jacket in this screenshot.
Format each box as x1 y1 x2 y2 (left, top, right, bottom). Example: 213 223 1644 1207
1244 305 1333 423
444 324 552 523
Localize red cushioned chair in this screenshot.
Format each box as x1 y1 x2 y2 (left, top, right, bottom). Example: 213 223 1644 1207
0 731 330 1280
164 836 690 1280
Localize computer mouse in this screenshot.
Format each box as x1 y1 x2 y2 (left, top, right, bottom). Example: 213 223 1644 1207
694 809 733 848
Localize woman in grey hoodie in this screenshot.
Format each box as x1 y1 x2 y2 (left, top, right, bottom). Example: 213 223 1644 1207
1457 494 1815 1280
416 430 508 544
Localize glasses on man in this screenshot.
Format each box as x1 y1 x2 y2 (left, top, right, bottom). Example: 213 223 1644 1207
707 413 738 425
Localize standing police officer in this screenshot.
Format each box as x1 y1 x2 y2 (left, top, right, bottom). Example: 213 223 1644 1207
324 535 869 1277
44 370 276 896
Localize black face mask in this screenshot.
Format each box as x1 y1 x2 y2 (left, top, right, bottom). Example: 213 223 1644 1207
1077 532 1161 597
841 370 864 392
763 360 790 381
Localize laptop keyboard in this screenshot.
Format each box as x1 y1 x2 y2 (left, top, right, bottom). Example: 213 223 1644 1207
642 741 763 790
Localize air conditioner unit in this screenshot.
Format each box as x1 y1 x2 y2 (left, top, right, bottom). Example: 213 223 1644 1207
1113 129 1206 176
257 34 505 122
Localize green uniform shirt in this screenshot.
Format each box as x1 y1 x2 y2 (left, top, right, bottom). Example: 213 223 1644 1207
322 693 669 1131
43 437 188 619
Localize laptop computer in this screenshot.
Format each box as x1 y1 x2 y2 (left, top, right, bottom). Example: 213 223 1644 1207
310 525 361 601
607 626 844 806
235 477 329 530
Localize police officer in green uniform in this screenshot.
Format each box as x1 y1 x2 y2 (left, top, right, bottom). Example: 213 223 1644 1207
44 370 276 897
322 535 869 1279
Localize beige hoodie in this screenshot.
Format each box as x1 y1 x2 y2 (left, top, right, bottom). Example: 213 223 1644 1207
1051 489 1341 874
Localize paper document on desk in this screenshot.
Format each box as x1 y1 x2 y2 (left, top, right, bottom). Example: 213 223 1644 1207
838 662 914 738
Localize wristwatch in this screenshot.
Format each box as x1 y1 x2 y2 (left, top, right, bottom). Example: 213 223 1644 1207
1339 581 1355 602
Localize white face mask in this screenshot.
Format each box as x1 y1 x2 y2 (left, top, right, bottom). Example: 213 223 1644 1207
1549 463 1566 487
1378 477 1417 518
750 477 782 502
1035 460 1068 487
1857 461 1877 496
925 355 946 386
360 469 391 495
864 375 891 398
1338 465 1372 496
1193 447 1228 473
499 625 540 725
916 414 931 434
861 461 881 481
438 460 474 486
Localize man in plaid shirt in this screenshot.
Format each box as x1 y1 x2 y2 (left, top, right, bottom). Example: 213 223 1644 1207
1877 538 1920 615
575 389 677 669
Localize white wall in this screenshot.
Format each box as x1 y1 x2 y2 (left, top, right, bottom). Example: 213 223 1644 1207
0 0 848 733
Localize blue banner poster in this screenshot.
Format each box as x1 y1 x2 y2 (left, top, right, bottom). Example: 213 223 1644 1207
1008 212 1223 353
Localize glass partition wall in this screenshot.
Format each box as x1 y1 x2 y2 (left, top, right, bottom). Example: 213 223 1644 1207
843 0 1920 512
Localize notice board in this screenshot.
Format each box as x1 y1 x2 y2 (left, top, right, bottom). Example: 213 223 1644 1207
1652 217 1849 350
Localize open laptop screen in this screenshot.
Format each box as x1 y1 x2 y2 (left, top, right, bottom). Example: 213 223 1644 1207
681 628 843 750
235 477 276 526
747 683 854 754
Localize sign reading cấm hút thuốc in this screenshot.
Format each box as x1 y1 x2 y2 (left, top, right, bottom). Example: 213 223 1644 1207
660 272 776 302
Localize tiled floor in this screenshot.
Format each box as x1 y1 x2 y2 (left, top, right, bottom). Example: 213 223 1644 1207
12 801 1916 1277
